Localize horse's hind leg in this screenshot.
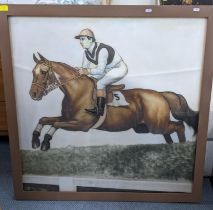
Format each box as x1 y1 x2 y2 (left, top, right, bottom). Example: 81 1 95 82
133 123 149 133
165 121 186 143
163 134 173 144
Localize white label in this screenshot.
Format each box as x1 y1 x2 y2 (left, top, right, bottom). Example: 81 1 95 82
145 8 152 13
193 8 200 12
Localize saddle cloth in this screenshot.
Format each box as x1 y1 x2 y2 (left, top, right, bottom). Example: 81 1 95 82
107 91 129 107
91 91 129 129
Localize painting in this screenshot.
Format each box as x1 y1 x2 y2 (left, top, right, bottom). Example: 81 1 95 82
13 17 204 193
0 5 212 202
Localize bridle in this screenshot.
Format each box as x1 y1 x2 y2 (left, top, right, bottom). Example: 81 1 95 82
32 61 82 96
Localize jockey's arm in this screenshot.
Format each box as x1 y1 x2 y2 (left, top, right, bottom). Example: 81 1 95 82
82 52 90 68
77 53 91 74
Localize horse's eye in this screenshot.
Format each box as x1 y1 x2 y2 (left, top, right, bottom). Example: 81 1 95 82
41 70 47 75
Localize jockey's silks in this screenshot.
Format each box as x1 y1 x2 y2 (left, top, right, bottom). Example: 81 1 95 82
85 42 115 65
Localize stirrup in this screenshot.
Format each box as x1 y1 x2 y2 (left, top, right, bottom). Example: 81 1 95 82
97 108 104 116
85 107 99 116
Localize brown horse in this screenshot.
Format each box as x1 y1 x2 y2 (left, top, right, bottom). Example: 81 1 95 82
29 53 199 151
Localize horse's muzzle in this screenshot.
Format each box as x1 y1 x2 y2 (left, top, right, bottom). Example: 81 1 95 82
29 89 43 101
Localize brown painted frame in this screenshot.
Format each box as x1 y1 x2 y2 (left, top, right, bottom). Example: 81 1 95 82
0 5 212 202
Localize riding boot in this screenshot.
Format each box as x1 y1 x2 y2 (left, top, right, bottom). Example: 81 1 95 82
97 97 106 116
86 97 106 116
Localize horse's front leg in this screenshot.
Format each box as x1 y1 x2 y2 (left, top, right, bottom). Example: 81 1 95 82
32 116 62 149
53 120 91 131
40 120 93 151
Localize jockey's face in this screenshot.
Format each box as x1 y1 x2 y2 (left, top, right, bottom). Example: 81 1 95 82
79 36 93 49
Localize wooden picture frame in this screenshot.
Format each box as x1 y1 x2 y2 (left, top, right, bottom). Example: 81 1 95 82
0 5 212 202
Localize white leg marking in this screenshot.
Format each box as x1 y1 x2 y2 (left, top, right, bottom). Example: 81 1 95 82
47 126 57 137
35 123 43 133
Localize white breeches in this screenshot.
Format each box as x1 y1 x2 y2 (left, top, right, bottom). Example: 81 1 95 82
97 61 128 89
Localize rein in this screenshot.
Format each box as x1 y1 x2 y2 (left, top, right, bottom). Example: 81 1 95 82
32 61 82 96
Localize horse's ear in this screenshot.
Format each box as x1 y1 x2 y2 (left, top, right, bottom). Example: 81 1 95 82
37 52 48 63
33 53 39 63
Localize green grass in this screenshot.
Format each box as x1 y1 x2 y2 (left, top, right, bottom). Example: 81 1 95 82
21 142 196 181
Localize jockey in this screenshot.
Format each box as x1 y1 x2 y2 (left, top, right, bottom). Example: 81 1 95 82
75 28 128 116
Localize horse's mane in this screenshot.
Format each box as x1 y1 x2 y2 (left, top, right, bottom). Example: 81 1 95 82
57 62 78 73
55 61 95 85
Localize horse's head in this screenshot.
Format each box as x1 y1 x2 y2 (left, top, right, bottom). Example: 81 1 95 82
29 53 57 101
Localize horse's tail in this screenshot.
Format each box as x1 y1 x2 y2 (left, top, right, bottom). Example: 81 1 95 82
161 91 199 135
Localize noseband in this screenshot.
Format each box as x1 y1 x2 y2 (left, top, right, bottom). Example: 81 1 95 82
32 61 81 96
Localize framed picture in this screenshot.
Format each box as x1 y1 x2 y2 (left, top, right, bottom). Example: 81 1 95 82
0 0 110 5
0 5 212 202
158 0 213 5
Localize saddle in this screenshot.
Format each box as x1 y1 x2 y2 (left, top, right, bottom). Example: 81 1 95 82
106 84 125 103
91 84 126 129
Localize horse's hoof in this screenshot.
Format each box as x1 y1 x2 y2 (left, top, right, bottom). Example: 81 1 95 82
41 140 50 151
32 131 41 149
167 140 173 144
32 137 40 149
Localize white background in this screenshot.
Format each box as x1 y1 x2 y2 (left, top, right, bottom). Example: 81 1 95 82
9 17 206 150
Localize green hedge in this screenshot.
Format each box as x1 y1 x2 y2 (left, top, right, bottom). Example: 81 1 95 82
22 142 196 181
